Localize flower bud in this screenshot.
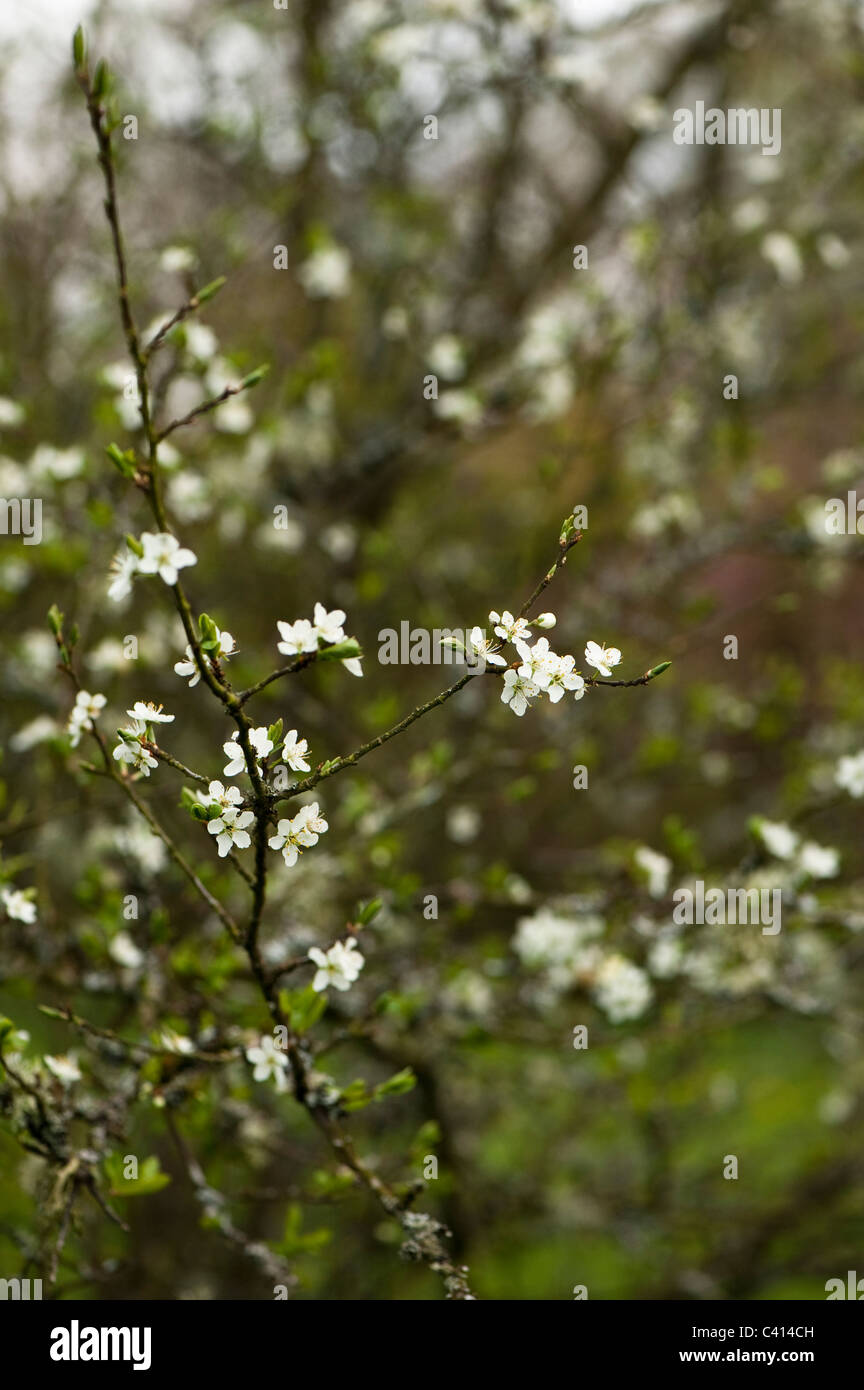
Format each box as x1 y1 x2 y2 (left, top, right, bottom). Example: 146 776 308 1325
534 612 556 629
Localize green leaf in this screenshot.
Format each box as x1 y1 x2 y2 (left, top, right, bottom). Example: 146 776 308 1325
317 638 362 662
104 1153 171 1197
373 1067 416 1100
92 58 110 100
195 276 226 305
356 897 383 926
72 26 86 71
280 1203 332 1256
105 442 137 478
267 719 284 747
47 604 64 636
339 1079 372 1113
279 985 326 1035
240 364 269 390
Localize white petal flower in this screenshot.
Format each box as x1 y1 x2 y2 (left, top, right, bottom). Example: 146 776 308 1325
282 730 310 772
276 618 318 656
174 645 201 686
489 610 530 643
107 548 139 602
208 808 255 857
797 842 839 879
109 931 144 969
546 654 585 703
222 728 272 778
245 1035 289 1091
534 612 557 629
297 245 351 299
160 245 196 274
138 531 197 586
200 779 244 812
67 690 107 747
1 886 37 924
757 820 799 860
467 625 506 668
112 727 158 777
836 751 864 799
309 937 365 993
43 1054 82 1086
312 602 347 645
500 669 539 716
634 846 672 898
593 955 653 1023
126 701 174 724
515 636 559 690
584 640 622 678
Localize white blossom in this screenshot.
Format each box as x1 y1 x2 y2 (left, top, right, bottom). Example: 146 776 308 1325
246 1035 289 1092
534 612 557 629
836 751 864 799
208 807 255 857
67 690 106 748
160 245 196 274
584 640 622 678
43 1054 82 1086
757 819 799 860
634 846 672 898
546 654 585 703
282 730 310 772
268 801 328 867
500 668 539 716
297 245 351 299
199 780 243 814
223 727 273 778
276 618 318 656
489 609 530 643
126 701 174 725
515 636 559 690
309 937 365 993
593 954 653 1023
158 1028 195 1055
138 531 197 586
468 625 506 668
1 886 37 924
174 626 234 687
109 931 144 969
112 722 158 777
107 548 139 602
797 842 839 879
312 602 346 645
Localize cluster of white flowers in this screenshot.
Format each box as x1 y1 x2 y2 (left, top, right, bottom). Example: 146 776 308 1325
112 702 173 778
836 751 864 798
308 936 365 993
269 802 328 867
1 884 37 924
108 531 197 601
480 608 622 717
67 689 106 749
276 602 363 677
174 625 235 687
755 819 839 881
513 907 653 1022
593 954 654 1024
223 726 273 777
196 780 254 858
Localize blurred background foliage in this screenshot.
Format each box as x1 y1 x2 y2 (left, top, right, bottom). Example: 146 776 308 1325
1 0 864 1299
